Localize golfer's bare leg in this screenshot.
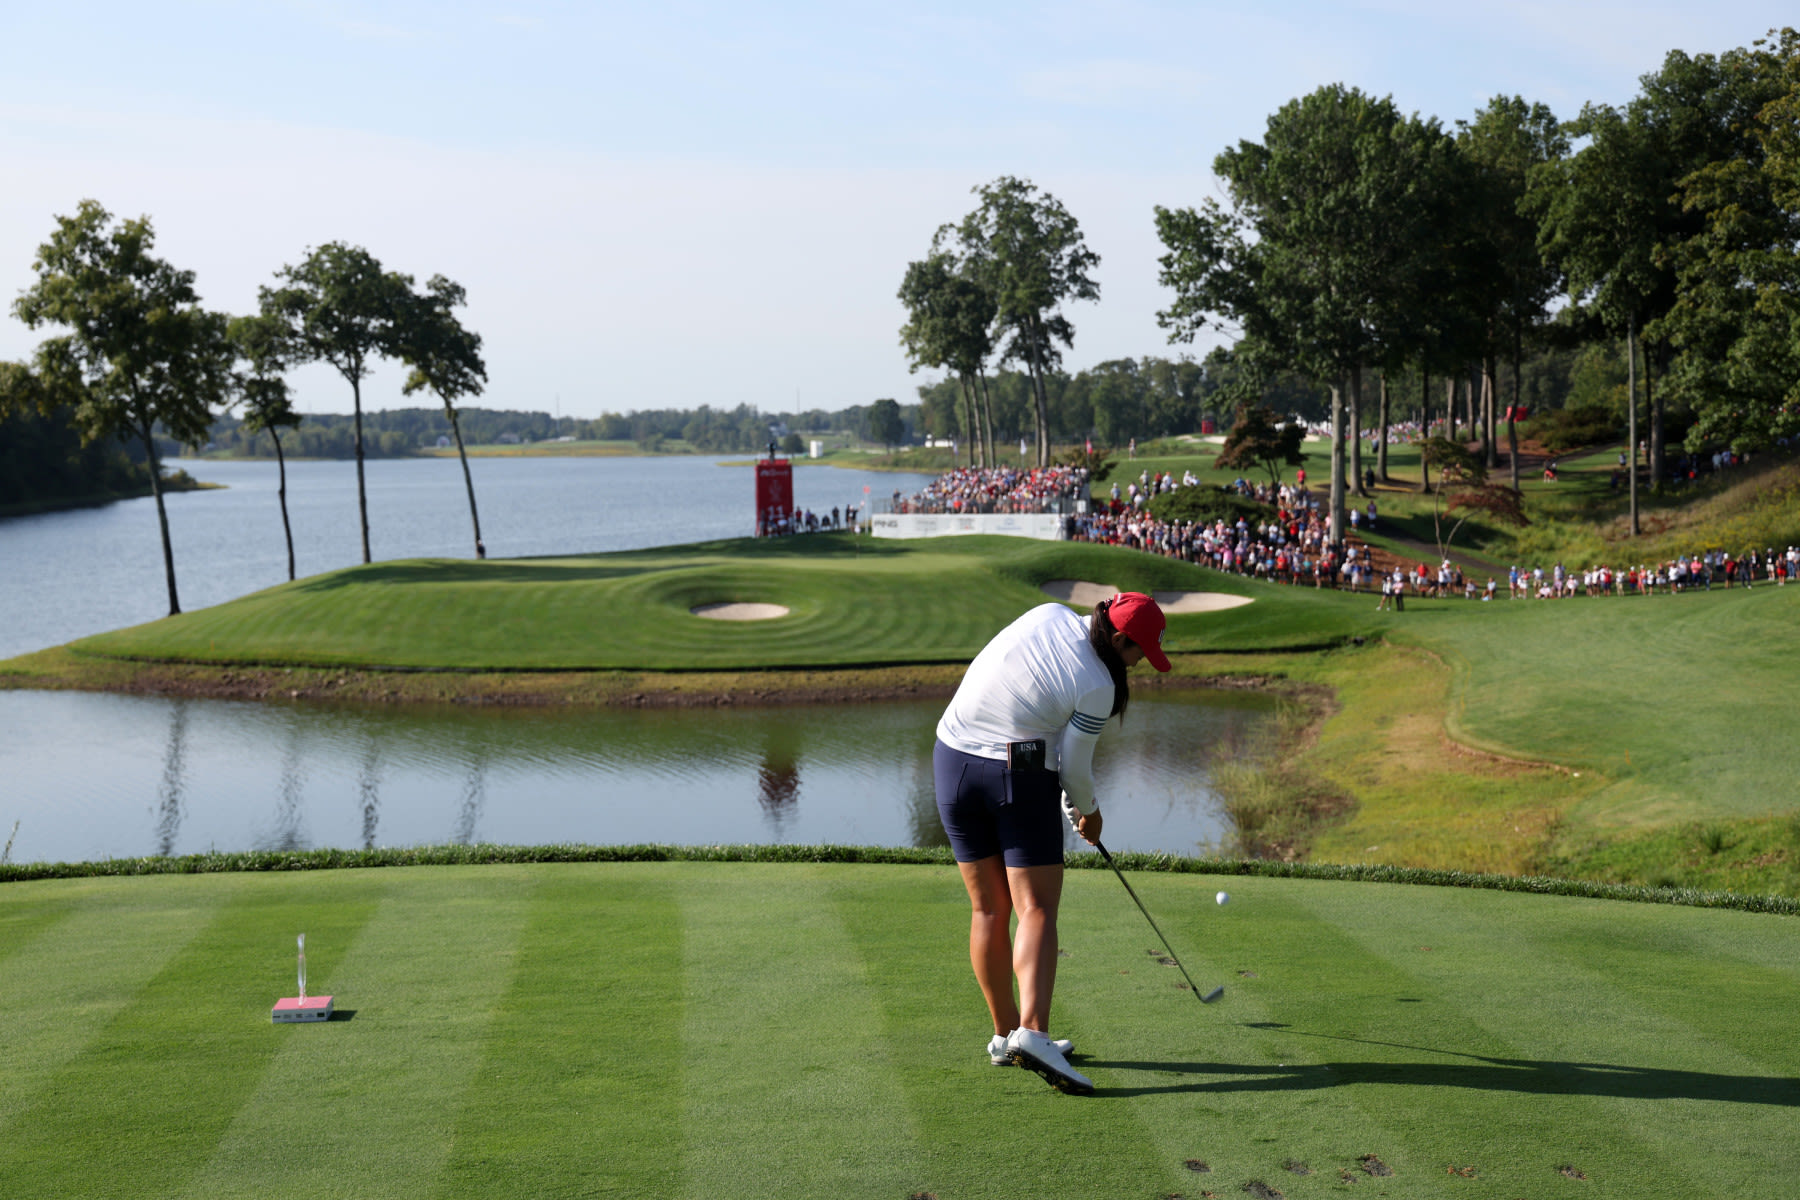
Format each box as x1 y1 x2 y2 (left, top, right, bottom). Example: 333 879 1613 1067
956 855 1018 1035
1007 864 1064 1032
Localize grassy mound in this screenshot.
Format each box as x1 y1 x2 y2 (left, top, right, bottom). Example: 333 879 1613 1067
3 861 1795 1198
60 536 1381 671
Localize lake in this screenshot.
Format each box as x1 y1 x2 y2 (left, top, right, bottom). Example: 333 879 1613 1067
0 454 932 661
0 454 1269 864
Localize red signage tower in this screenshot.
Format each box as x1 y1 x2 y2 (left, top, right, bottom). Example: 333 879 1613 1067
755 453 793 536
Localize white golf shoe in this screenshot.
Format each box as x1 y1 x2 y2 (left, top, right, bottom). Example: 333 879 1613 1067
1005 1027 1094 1095
987 1032 1073 1066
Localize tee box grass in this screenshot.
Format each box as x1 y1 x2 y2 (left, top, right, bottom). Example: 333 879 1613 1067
2 862 1796 1198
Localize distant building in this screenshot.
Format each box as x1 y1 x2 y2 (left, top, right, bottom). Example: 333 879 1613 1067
498 433 521 445
436 435 452 448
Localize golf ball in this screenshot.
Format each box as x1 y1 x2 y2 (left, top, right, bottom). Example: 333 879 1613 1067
1216 891 1230 906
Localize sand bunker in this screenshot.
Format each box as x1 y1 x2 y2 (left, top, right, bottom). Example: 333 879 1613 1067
1039 579 1120 606
1152 590 1253 614
1038 579 1253 614
690 602 790 620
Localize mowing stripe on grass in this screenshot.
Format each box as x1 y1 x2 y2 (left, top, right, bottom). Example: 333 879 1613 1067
171 868 536 1200
437 865 686 1199
0 879 221 1130
678 863 930 1197
1063 871 1424 1193
830 867 1202 1199
0 891 75 971
1293 882 1800 1193
0 874 384 1197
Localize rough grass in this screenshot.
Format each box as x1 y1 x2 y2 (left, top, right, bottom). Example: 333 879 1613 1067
3 862 1796 1199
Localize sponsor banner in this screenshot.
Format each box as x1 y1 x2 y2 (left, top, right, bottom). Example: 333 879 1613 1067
870 513 1064 541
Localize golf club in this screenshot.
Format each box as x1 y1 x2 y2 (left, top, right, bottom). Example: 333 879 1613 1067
1096 840 1224 1004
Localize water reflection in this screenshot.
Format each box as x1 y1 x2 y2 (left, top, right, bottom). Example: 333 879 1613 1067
264 726 309 852
755 727 802 836
154 700 189 856
451 756 486 847
905 758 952 852
358 740 382 851
0 689 1272 864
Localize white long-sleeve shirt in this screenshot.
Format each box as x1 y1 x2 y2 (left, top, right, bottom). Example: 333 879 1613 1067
935 603 1117 815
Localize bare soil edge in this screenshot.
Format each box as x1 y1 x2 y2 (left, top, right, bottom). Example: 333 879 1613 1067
0 646 1293 710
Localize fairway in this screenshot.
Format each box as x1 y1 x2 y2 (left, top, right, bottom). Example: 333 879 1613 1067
4 862 1796 1198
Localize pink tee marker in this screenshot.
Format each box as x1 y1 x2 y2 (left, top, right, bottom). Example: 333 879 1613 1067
273 932 334 1023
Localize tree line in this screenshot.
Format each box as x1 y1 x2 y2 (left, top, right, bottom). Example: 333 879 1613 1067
194 400 922 458
1 200 488 615
0 382 158 511
902 30 1800 541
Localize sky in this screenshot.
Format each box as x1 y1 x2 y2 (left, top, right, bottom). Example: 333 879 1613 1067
0 2 1792 419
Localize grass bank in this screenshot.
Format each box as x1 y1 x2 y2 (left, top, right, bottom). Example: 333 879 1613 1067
3 861 1795 1198
33 536 1379 672
11 531 1800 894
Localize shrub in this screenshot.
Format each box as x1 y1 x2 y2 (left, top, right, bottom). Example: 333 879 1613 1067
1147 486 1267 525
1525 407 1621 454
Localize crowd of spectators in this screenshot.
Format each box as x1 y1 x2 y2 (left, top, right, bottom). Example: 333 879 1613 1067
760 505 856 536
884 463 1798 604
887 465 1089 514
1505 549 1799 597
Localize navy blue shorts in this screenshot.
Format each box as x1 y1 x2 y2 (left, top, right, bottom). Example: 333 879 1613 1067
933 740 1065 868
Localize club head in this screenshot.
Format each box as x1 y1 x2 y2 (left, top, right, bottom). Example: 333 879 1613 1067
1201 986 1225 1004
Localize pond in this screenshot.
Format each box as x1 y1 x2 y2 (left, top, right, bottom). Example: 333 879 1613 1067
3 454 1269 865
0 688 1270 865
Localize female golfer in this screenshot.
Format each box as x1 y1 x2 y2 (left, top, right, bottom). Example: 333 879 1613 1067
933 592 1170 1094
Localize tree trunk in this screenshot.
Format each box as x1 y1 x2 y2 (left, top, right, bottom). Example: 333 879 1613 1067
1349 364 1364 496
450 407 484 558
1482 354 1498 468
1419 368 1432 493
1329 374 1346 547
1465 367 1478 443
1627 315 1639 537
141 417 182 616
1508 326 1522 494
273 428 295 581
1377 369 1391 481
976 371 995 467
352 374 371 564
1648 353 1663 489
956 375 976 467
1028 337 1051 469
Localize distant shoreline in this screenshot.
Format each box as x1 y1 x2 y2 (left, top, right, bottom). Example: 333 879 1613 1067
0 471 218 519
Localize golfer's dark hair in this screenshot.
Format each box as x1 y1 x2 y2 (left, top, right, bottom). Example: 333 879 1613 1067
1089 598 1131 720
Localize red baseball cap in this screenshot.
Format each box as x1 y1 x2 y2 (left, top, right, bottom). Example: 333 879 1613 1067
1109 592 1171 672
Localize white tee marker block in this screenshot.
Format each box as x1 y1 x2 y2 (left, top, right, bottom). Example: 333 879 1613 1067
272 994 335 1023
272 932 334 1022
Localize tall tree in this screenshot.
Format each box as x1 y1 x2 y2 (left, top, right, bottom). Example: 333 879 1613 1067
1527 103 1662 534
1158 86 1454 543
398 275 490 558
953 177 1099 468
897 247 997 467
13 200 233 615
1656 30 1800 453
1458 96 1568 493
228 314 303 581
259 243 415 564
867 397 905 450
